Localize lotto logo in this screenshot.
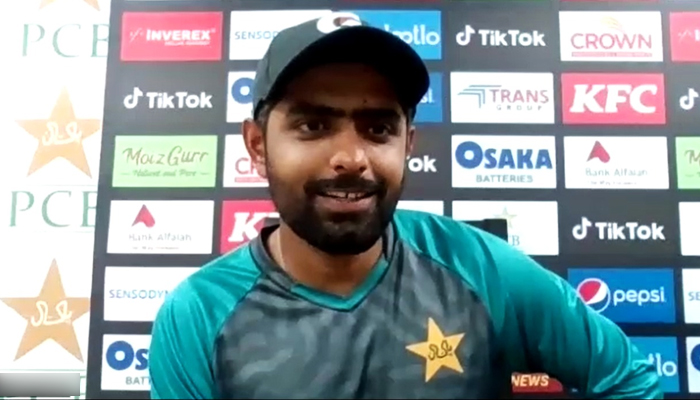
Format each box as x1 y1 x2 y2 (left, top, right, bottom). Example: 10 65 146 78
220 200 278 253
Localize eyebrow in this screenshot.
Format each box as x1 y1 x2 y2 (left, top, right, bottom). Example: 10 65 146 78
286 101 402 121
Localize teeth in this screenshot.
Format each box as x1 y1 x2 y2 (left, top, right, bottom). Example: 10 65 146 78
323 191 367 199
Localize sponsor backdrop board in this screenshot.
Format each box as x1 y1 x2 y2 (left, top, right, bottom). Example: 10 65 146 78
86 0 700 399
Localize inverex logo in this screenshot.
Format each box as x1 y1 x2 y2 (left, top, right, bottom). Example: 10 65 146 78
561 73 666 125
348 10 442 60
568 268 676 323
670 12 700 62
121 12 223 62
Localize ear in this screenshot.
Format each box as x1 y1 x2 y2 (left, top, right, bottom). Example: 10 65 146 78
242 118 267 178
405 125 416 158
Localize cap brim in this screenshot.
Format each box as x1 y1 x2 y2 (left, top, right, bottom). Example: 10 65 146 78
268 26 429 116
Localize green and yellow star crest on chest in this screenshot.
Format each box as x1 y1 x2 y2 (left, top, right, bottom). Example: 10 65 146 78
406 318 465 382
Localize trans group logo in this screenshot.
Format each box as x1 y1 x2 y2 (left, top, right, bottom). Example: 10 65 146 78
451 135 556 188
569 268 676 323
450 72 555 124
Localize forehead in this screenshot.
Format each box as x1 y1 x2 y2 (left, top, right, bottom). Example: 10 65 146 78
279 63 402 111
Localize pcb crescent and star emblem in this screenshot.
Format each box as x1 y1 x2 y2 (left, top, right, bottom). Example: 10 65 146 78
15 87 101 178
0 259 90 362
406 318 465 382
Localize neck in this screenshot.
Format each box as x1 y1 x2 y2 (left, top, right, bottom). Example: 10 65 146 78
268 223 383 297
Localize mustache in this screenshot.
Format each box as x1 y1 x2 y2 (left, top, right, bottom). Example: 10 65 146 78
305 175 385 196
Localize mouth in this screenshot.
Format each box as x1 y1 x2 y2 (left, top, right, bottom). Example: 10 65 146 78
318 190 375 201
315 189 377 213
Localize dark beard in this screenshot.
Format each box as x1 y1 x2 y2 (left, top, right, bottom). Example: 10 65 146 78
267 164 403 256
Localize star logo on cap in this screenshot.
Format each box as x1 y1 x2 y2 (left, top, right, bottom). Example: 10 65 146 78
317 12 362 34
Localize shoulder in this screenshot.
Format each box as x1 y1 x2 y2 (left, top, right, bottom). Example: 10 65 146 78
154 245 262 339
392 208 513 275
392 209 558 318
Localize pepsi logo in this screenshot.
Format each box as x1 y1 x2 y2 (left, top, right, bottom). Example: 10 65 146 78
576 278 611 313
692 343 700 372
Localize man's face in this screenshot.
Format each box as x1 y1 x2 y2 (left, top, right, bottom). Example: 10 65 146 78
243 63 414 255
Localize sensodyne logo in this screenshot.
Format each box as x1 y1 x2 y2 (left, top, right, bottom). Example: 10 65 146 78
317 12 362 33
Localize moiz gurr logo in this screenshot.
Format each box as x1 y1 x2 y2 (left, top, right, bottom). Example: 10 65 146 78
456 25 546 47
572 217 665 241
123 87 213 109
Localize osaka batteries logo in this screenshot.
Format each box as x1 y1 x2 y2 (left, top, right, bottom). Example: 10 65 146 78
576 278 611 312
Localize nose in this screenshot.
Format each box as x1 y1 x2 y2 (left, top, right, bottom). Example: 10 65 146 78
328 129 369 175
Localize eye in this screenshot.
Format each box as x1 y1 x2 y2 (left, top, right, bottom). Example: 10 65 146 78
367 124 393 136
299 120 329 133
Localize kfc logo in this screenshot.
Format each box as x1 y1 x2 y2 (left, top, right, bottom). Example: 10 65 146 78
670 12 700 62
561 73 666 125
220 200 277 253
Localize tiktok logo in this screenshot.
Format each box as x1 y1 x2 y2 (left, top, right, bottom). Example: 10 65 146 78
680 88 699 111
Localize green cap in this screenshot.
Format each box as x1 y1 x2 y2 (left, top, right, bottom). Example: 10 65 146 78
252 12 430 119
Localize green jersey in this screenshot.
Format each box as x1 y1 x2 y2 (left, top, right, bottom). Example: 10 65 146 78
149 209 661 399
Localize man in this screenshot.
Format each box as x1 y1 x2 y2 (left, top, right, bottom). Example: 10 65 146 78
149 13 662 399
